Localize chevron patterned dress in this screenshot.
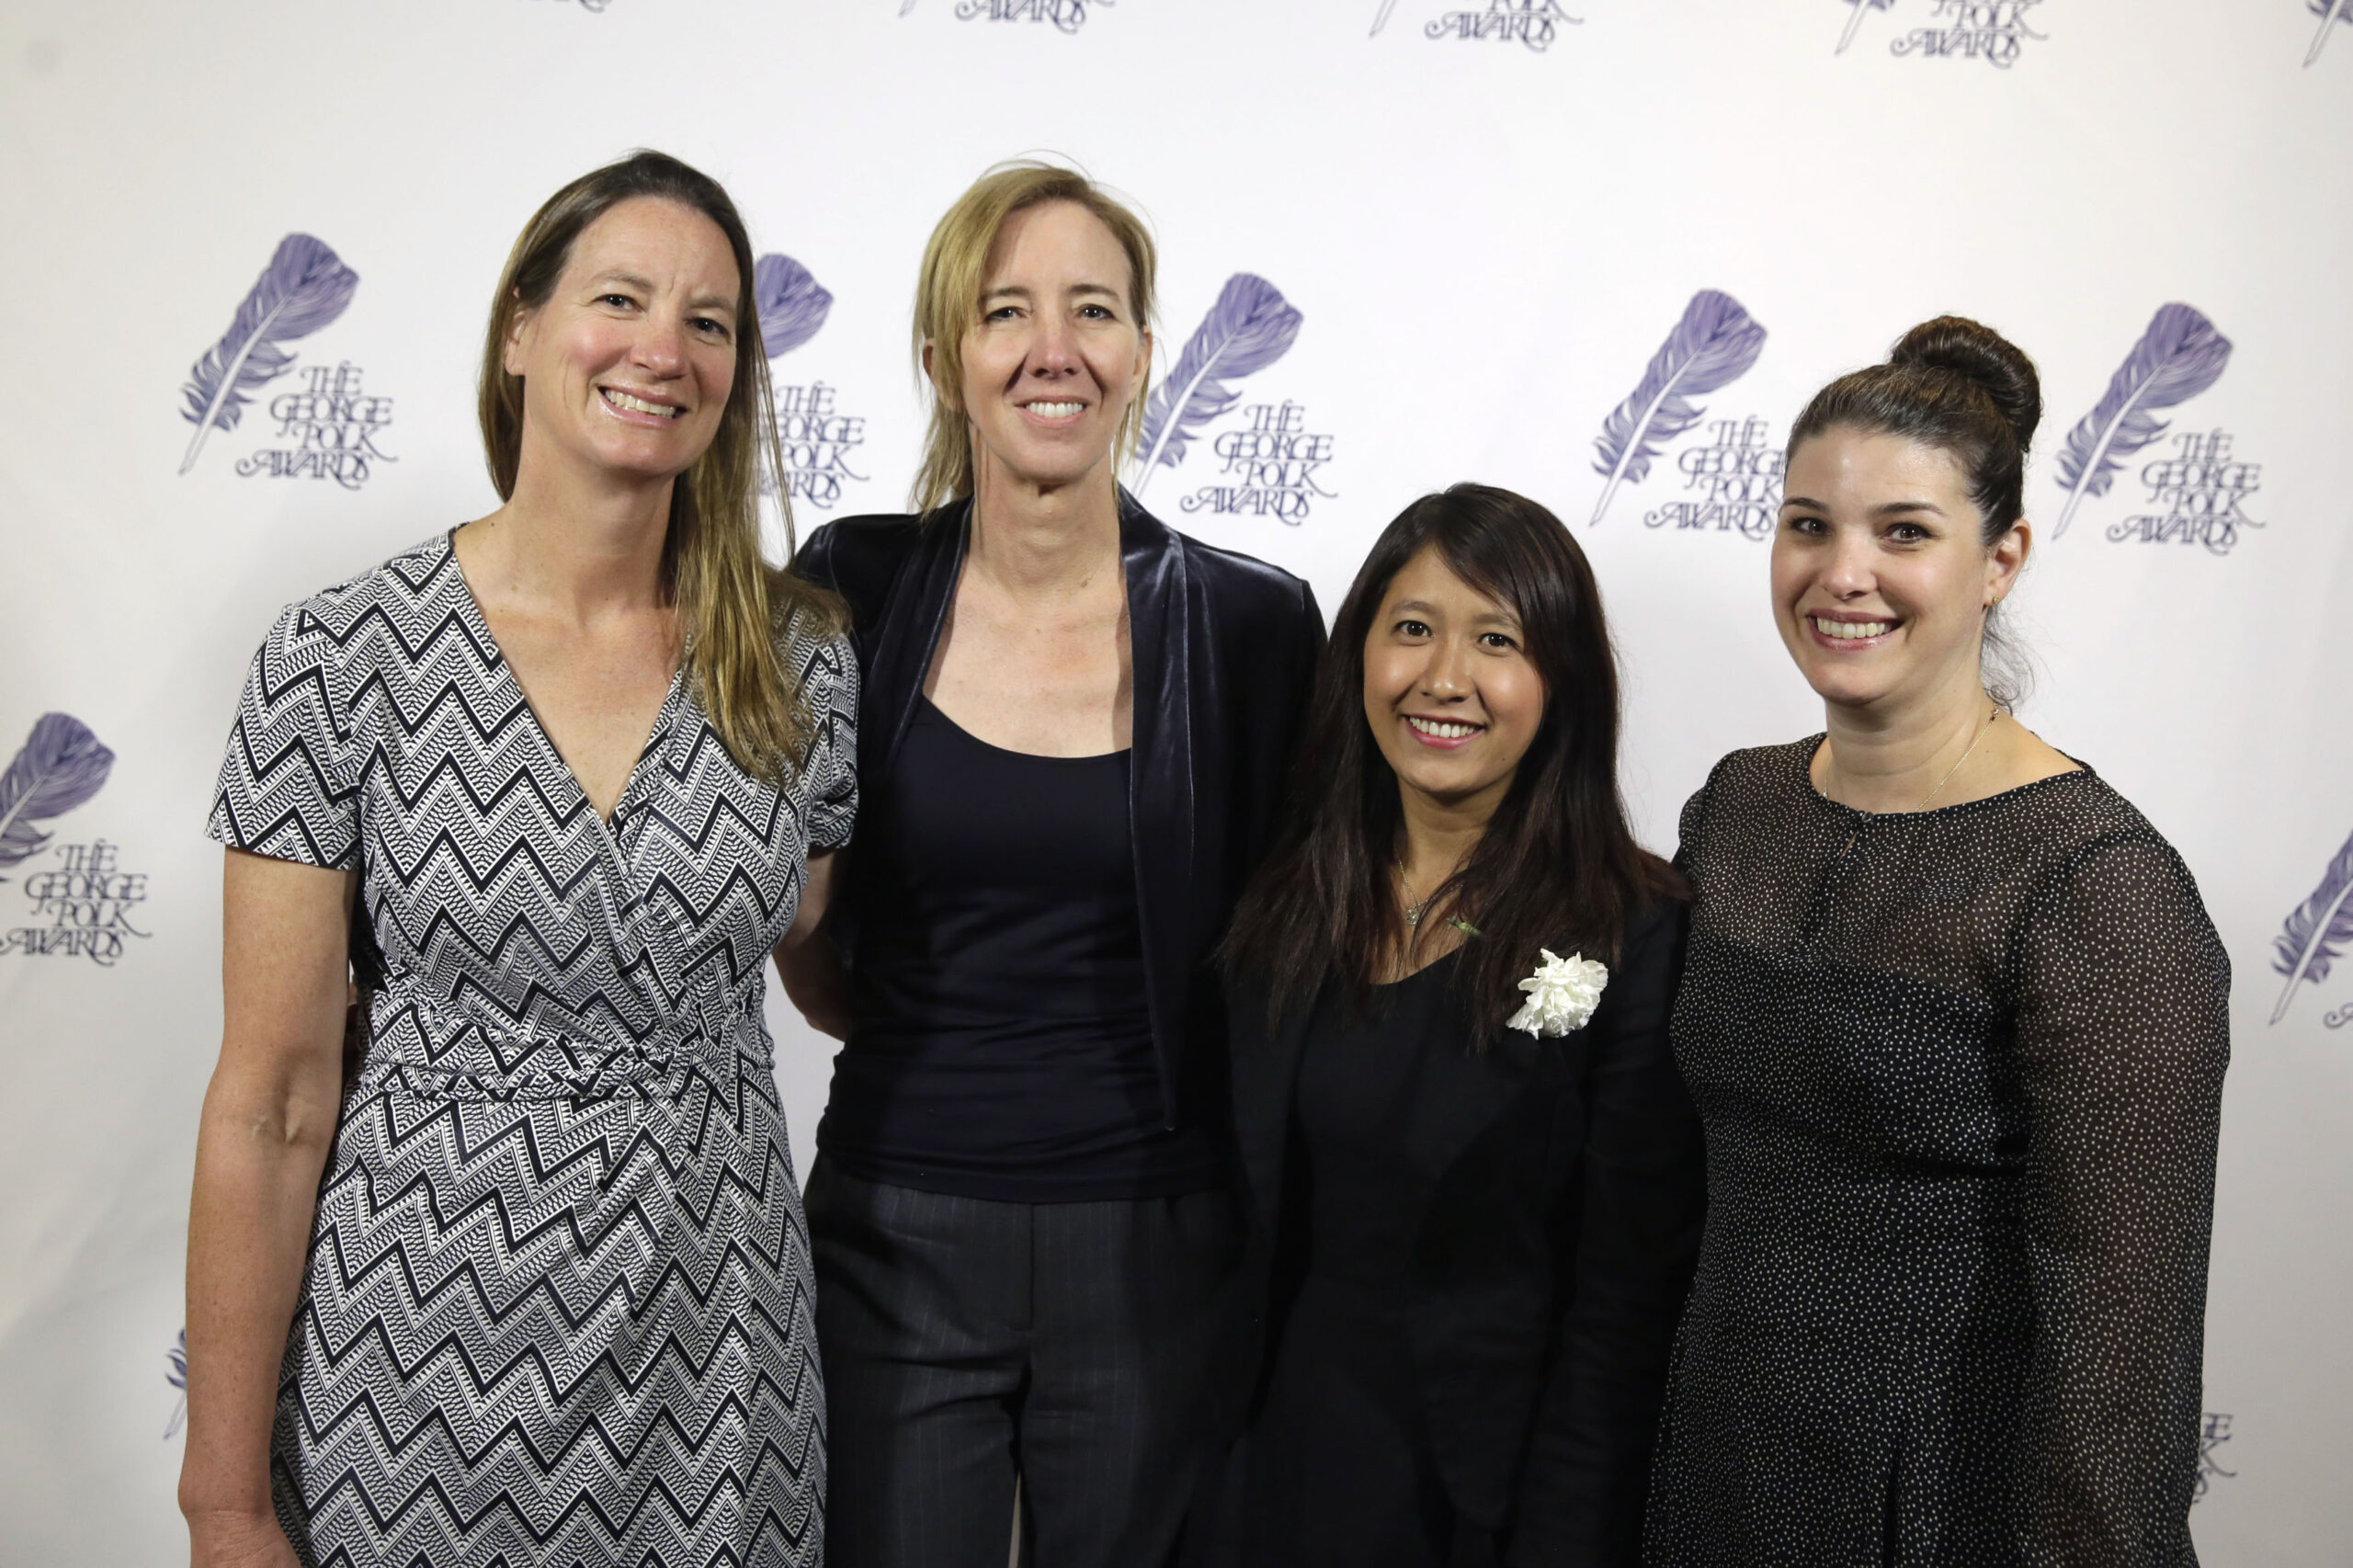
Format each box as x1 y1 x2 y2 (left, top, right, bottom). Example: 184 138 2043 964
208 533 856 1568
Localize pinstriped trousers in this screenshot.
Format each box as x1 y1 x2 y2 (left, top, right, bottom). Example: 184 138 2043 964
806 1159 1242 1568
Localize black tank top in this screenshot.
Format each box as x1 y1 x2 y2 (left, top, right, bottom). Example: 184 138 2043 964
819 696 1225 1201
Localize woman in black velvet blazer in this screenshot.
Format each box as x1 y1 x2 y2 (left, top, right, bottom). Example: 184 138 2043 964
1205 485 1704 1568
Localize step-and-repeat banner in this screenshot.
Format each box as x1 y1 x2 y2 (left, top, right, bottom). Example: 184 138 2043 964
2 1 2346 1561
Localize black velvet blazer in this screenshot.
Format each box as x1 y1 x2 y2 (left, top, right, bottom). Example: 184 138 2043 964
792 494 1324 1132
1219 903 1707 1563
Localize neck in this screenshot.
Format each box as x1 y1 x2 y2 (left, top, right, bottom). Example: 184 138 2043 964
1395 778 1503 898
470 445 674 621
967 453 1123 599
1818 672 1996 813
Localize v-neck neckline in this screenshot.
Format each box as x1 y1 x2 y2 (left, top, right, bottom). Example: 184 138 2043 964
439 528 684 832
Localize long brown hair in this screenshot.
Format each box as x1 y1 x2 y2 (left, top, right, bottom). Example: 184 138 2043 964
908 160 1158 514
477 149 841 782
1223 484 1681 1046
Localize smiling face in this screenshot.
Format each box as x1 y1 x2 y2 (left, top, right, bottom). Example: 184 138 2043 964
1362 545 1548 821
945 199 1149 499
504 195 742 488
1772 426 2028 714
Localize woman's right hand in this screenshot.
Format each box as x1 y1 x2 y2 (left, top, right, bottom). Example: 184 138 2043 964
187 1506 302 1568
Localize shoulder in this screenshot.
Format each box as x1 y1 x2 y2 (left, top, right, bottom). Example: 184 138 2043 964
2008 769 2208 905
253 533 455 674
1679 737 1815 835
1172 528 1317 625
793 512 926 619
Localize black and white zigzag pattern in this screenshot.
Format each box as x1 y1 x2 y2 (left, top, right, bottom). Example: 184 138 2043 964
209 532 857 1568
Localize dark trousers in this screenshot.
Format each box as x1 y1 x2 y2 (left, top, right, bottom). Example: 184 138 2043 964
806 1158 1241 1568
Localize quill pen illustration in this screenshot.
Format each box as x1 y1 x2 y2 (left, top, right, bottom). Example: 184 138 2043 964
0 713 115 877
178 234 358 476
1372 0 1400 35
755 254 834 360
2272 826 2353 1024
1839 0 1897 54
1131 274 1302 492
1589 290 1767 526
2312 0 2349 66
165 1329 188 1440
902 0 919 13
2051 303 2231 538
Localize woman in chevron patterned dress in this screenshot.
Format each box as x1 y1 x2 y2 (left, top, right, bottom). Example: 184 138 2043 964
181 152 853 1568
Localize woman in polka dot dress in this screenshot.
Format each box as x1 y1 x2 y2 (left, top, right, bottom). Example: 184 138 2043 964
1644 317 2228 1567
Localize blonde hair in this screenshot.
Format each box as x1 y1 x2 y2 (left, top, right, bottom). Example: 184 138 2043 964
478 150 842 784
909 161 1158 514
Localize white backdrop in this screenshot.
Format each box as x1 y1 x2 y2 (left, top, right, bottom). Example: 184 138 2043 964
3 2 2347 1562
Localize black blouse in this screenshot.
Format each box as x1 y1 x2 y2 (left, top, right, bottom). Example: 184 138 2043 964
1647 740 2231 1567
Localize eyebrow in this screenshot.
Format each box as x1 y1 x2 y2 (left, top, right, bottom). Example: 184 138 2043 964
1779 496 1947 518
979 282 1126 305
1392 597 1519 628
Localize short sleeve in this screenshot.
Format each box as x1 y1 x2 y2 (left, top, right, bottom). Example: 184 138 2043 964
206 602 360 869
798 629 859 852
2009 830 2229 1560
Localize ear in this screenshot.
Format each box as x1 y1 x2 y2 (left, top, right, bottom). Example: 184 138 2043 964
1985 517 2031 607
500 292 533 380
922 339 960 414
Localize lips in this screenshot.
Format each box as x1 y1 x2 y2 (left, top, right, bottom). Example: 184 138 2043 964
1405 714 1484 749
1808 613 1898 647
601 387 684 420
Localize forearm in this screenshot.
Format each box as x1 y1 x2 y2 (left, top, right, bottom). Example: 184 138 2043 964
774 938 852 1040
180 1072 339 1524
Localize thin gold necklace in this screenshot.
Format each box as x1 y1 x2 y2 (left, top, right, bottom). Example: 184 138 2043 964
1836 704 2000 856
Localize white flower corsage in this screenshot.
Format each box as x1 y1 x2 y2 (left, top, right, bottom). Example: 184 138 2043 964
1506 949 1608 1038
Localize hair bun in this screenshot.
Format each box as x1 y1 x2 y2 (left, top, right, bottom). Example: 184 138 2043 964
1890 316 2041 451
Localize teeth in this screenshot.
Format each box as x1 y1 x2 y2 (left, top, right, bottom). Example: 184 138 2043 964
1025 401 1085 418
1408 716 1480 739
604 389 681 418
1814 618 1891 641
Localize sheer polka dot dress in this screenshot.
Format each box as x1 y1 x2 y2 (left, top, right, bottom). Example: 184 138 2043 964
1644 739 2228 1567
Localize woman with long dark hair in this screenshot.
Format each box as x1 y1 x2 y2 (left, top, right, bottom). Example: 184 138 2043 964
782 162 1322 1568
1643 318 2229 1564
1208 484 1704 1567
184 152 850 1567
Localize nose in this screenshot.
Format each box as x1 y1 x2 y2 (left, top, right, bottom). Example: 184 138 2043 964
1417 634 1474 701
1821 526 1877 598
1028 312 1081 379
631 312 689 378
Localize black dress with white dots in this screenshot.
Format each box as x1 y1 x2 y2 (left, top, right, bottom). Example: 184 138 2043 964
1644 739 2228 1567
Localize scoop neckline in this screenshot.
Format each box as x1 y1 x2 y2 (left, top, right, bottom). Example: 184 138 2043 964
915 692 1131 766
1794 733 2094 821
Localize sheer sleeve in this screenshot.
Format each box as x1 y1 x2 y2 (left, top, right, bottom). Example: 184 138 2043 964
206 602 359 869
2009 829 2229 1564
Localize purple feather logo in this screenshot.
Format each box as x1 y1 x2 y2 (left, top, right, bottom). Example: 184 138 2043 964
2272 826 2353 1024
0 713 115 880
2312 0 2351 66
2052 304 2233 538
1590 290 1768 526
1838 0 1898 53
1131 274 1303 492
755 253 834 360
178 234 358 475
165 1328 188 1439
